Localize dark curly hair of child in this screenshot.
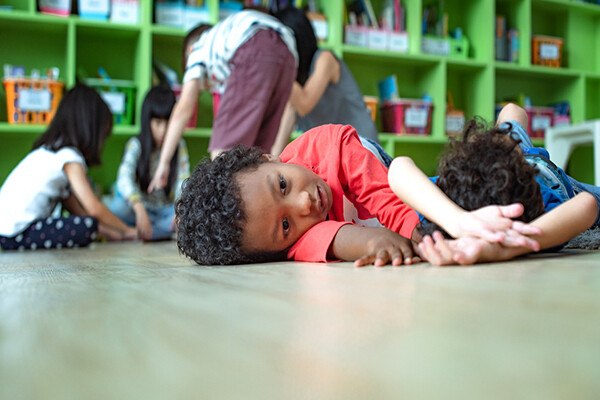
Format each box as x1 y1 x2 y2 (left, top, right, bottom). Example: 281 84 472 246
175 146 287 265
421 117 545 237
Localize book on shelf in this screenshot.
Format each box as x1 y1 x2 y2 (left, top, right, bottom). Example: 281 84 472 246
378 75 399 103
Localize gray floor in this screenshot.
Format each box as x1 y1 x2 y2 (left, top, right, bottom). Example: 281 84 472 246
1 241 600 400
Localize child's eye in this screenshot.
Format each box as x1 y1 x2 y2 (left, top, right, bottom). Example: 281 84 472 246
282 218 290 234
279 176 287 193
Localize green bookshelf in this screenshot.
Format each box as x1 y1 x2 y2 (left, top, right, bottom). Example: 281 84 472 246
1 0 599 187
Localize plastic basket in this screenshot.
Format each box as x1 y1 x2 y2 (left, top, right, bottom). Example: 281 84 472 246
526 106 554 138
532 35 563 68
381 99 433 135
85 78 136 125
3 78 64 124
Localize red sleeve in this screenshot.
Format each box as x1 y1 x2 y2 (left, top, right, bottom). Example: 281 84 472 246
287 220 351 262
336 126 420 239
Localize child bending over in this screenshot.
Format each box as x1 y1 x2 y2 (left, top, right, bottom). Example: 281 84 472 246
109 85 190 241
176 124 539 266
148 9 297 193
389 103 599 265
0 84 138 250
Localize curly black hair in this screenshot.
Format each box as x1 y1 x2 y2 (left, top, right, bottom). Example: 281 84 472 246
421 118 545 237
175 145 287 265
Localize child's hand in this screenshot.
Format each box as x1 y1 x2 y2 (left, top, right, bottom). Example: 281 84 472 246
136 214 153 241
419 231 489 266
419 230 532 266
148 162 170 193
456 204 541 251
352 228 419 267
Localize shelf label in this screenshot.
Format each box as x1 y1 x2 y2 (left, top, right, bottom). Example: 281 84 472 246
405 107 428 128
532 115 552 131
446 114 465 133
18 89 51 112
311 20 328 41
540 43 559 60
100 91 126 114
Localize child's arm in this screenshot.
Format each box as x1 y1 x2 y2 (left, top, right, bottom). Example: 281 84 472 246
288 51 339 116
420 192 598 265
63 162 138 240
330 224 417 267
270 101 297 155
496 103 528 128
148 79 200 193
388 156 542 248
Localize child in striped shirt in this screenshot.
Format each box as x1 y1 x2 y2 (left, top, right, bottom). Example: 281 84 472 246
148 9 298 193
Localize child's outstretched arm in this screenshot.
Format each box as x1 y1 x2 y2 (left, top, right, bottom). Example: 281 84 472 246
330 224 417 267
148 79 200 193
63 162 138 240
420 192 598 265
271 101 297 155
388 156 542 249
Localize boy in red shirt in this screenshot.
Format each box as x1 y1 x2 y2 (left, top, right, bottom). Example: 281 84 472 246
176 124 537 266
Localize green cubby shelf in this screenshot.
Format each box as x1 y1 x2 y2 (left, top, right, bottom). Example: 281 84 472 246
1 0 599 187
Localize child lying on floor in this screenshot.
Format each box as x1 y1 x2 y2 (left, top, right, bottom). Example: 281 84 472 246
388 103 599 265
175 124 540 266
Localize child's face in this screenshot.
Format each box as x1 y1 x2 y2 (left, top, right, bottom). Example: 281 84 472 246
151 118 168 147
236 156 333 254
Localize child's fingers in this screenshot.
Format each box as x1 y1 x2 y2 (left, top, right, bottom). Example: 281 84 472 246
419 235 441 265
510 220 543 236
497 203 525 219
432 231 457 266
501 230 541 251
354 254 376 267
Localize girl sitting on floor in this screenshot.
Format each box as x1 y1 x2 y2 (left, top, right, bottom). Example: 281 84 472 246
109 85 190 241
0 84 138 250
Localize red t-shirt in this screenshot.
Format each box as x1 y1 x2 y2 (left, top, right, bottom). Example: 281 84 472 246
280 124 420 262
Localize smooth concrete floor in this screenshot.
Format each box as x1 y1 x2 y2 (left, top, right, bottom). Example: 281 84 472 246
1 241 600 400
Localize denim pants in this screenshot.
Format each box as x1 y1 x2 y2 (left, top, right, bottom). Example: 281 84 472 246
109 194 175 240
506 120 600 228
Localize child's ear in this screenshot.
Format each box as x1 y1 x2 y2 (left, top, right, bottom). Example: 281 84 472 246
262 154 281 163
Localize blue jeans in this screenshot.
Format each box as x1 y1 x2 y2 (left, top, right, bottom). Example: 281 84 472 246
506 120 600 228
109 194 175 240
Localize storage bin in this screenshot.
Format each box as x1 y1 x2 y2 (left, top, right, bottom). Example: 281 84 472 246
155 0 184 28
422 35 469 59
345 25 368 47
78 0 109 20
381 99 433 135
110 0 139 24
38 0 71 16
85 78 136 125
3 78 64 124
526 106 554 138
532 35 563 68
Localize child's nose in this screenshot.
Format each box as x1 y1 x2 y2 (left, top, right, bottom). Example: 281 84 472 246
295 191 313 217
